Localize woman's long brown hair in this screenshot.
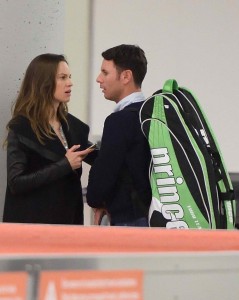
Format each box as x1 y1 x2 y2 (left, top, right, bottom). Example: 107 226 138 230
6 53 68 144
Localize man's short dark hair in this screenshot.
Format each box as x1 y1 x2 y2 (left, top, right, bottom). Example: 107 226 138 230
102 44 147 87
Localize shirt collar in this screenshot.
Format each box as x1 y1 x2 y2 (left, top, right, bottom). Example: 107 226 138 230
113 92 145 112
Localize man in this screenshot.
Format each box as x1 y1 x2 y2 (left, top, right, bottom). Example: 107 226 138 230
86 44 151 226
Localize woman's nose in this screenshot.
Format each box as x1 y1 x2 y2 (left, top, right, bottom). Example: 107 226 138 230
68 78 73 86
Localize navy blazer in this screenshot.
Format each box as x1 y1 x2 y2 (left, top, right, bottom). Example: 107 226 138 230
87 102 152 225
3 114 95 224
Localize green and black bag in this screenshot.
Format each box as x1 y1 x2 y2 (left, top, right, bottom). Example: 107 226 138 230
140 79 235 229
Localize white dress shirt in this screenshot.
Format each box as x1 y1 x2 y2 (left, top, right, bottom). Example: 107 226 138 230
113 92 145 112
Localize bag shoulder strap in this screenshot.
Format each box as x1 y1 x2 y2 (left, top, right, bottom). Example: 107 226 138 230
163 79 178 93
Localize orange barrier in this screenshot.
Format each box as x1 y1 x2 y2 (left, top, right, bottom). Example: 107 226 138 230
0 223 239 254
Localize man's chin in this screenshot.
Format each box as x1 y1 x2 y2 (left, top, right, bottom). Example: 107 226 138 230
103 93 115 102
105 97 115 102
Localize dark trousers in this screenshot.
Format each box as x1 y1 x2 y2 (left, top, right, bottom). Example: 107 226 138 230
114 217 149 227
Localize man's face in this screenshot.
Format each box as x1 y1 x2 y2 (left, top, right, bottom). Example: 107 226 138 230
96 59 124 103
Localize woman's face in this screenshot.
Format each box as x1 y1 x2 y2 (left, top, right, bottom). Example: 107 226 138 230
53 61 73 104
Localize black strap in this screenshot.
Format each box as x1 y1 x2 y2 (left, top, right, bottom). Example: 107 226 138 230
218 190 235 201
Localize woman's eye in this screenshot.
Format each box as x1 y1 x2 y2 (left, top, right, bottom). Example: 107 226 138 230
57 74 71 80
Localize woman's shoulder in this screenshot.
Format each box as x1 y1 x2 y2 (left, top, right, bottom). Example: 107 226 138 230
67 113 89 132
8 115 39 142
8 115 30 132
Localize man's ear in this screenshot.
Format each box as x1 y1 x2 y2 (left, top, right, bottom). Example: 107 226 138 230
121 69 132 84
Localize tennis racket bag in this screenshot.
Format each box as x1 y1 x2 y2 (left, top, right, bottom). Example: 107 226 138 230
140 79 235 229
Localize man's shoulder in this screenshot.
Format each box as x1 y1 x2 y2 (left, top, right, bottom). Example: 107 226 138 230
105 102 143 129
123 102 144 112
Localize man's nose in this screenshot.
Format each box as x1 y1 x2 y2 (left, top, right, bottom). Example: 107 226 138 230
96 74 102 83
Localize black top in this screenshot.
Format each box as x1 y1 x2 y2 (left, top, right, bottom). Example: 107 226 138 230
3 114 96 224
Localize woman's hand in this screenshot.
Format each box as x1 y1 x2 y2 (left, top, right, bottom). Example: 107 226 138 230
65 145 94 170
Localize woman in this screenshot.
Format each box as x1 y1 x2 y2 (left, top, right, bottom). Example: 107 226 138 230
3 53 96 225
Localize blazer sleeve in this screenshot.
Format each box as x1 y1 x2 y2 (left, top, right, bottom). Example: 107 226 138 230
83 144 99 165
86 113 130 208
7 130 73 195
67 113 98 166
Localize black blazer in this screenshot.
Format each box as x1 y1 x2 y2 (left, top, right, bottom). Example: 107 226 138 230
3 114 95 224
86 102 152 225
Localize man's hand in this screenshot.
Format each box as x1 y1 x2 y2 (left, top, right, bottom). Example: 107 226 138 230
93 208 110 225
